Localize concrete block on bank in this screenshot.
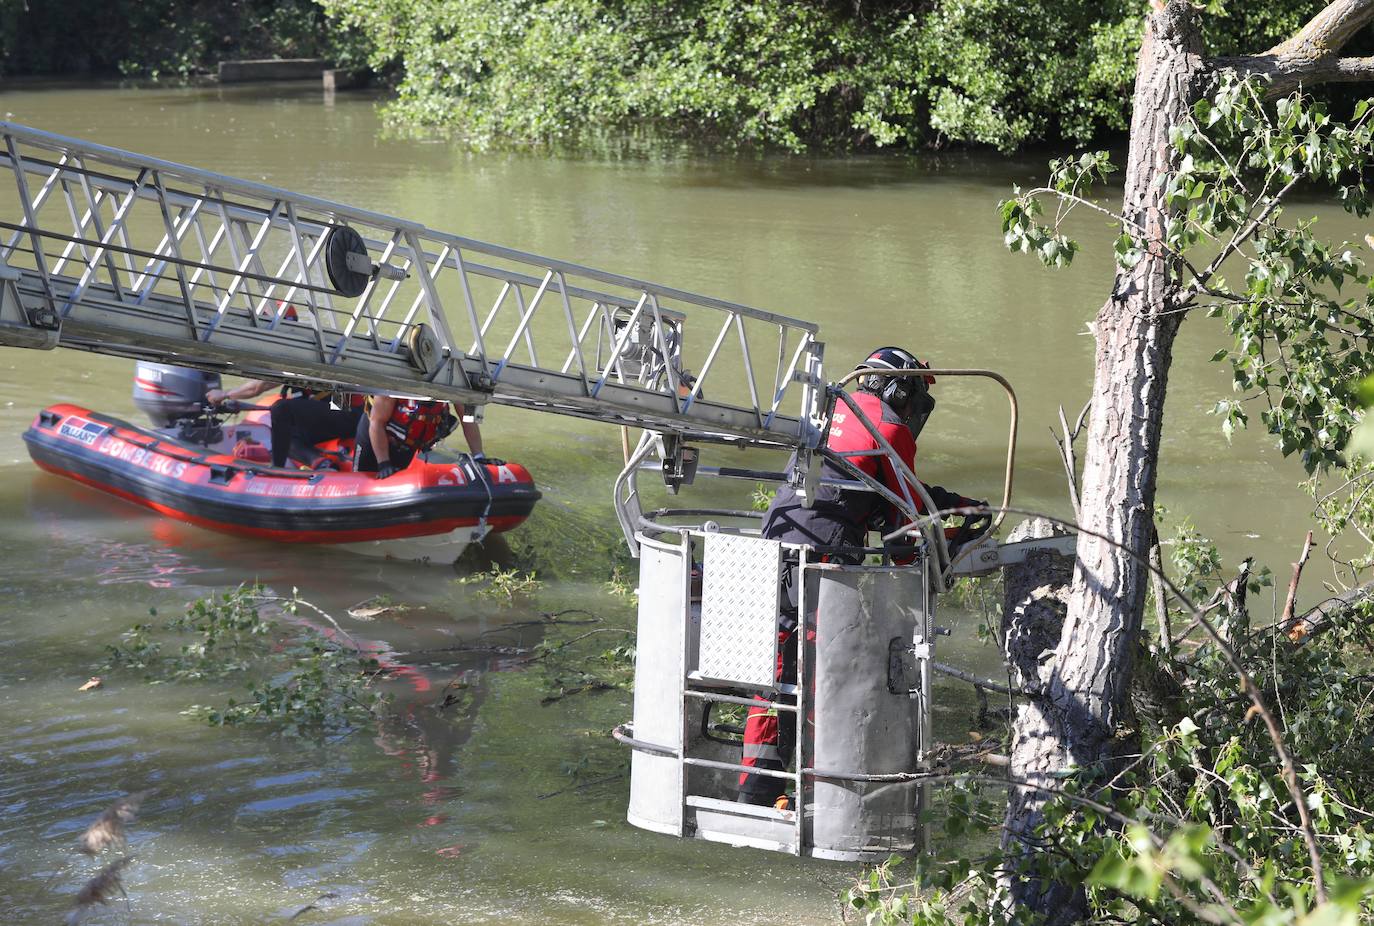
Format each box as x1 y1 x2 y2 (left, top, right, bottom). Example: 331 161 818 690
322 69 369 92
218 59 328 83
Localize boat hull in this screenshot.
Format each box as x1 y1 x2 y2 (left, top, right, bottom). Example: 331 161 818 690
23 404 541 561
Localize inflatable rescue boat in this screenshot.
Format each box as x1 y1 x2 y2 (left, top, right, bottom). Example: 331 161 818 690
23 365 541 562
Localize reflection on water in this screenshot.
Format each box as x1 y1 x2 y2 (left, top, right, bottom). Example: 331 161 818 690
28 476 213 587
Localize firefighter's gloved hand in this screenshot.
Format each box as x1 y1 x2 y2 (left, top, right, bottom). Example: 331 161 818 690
376 461 398 480
472 452 507 467
963 505 995 540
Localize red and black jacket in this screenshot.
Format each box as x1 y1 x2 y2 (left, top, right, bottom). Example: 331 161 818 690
762 390 967 563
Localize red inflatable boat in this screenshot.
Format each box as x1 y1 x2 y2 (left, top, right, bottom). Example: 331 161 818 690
24 402 541 562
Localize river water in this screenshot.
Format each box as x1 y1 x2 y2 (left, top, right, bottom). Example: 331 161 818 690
0 80 1335 923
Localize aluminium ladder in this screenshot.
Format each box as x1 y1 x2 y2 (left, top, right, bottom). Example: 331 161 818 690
0 122 824 448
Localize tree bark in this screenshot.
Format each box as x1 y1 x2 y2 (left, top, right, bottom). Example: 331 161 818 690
1266 0 1374 59
1000 3 1203 919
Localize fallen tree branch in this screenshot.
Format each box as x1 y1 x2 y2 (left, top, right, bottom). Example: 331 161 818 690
1276 578 1374 644
957 505 1327 902
1280 530 1315 630
540 680 619 704
932 660 1031 698
252 594 361 651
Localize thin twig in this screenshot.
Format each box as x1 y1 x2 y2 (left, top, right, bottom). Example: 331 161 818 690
1051 401 1090 520
253 594 361 651
520 628 633 663
1184 173 1302 299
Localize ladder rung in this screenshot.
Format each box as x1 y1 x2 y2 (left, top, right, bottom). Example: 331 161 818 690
683 688 797 711
686 794 793 821
683 756 793 780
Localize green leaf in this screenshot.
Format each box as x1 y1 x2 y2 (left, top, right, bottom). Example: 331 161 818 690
1353 374 1374 408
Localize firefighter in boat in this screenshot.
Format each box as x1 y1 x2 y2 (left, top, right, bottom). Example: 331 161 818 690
737 345 989 808
203 306 366 470
206 377 365 470
355 394 486 478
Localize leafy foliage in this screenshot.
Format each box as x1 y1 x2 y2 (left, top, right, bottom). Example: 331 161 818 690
843 580 1374 924
982 72 1374 920
313 0 1352 152
105 585 385 735
1001 74 1374 476
456 564 545 602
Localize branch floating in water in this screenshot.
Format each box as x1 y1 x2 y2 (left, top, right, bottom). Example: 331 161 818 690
79 790 149 855
67 855 133 924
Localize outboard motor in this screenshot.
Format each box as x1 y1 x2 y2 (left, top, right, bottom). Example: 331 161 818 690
132 362 220 427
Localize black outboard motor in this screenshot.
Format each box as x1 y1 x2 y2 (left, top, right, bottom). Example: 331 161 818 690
132 362 221 428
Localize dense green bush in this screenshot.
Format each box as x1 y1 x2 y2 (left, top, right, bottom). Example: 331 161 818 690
318 0 1354 152
5 0 1360 151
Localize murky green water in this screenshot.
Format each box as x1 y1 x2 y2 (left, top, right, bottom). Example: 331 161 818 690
0 80 1338 923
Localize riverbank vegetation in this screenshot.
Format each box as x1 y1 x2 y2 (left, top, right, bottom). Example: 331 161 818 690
316 0 1362 152
4 0 1367 153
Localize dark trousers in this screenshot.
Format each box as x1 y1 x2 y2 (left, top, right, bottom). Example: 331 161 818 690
268 397 361 468
352 412 414 473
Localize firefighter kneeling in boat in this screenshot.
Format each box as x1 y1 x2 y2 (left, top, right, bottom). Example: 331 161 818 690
356 395 486 478
737 346 987 809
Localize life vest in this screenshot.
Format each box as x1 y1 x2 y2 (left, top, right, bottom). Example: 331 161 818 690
377 398 450 452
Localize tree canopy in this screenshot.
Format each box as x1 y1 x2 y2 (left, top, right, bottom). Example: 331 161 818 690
6 0 1366 153
318 0 1363 151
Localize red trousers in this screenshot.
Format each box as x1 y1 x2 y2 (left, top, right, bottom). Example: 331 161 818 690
737 629 803 805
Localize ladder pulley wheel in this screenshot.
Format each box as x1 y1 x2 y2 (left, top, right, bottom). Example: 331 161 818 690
406 323 442 375
324 224 371 297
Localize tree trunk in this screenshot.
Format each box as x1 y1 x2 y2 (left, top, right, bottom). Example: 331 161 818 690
1001 2 1204 919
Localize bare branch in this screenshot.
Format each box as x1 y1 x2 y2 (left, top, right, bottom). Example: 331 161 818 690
1216 53 1374 95
1280 530 1315 629
1051 401 1090 520
1266 0 1374 60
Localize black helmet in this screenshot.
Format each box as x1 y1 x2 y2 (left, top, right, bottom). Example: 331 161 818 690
856 346 936 437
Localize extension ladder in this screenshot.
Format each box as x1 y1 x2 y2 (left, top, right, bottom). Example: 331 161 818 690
0 122 824 447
